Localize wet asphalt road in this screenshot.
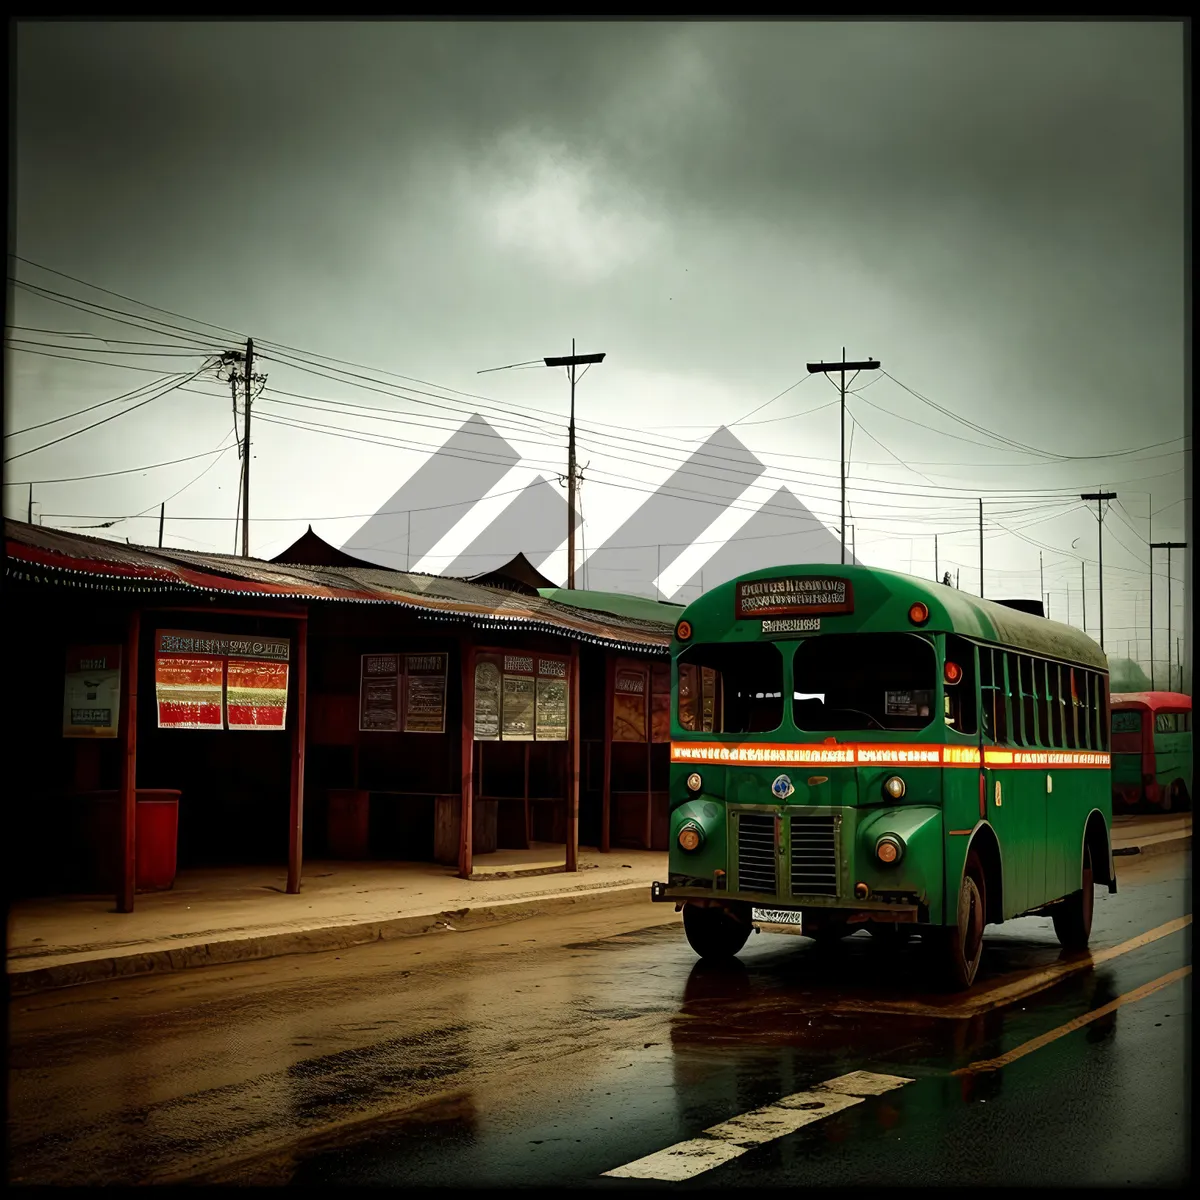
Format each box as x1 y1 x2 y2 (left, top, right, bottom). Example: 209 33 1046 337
6 849 1190 1188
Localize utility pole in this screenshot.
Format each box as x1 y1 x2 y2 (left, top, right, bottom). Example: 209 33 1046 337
849 524 855 563
1039 552 1044 607
806 352 880 564
1081 561 1087 635
241 338 254 557
27 484 32 524
978 499 984 598
1081 491 1117 651
934 534 938 583
542 341 606 589
1151 541 1186 691
1149 495 1154 689
158 503 165 549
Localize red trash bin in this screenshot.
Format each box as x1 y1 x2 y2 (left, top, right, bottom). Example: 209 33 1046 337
69 790 181 892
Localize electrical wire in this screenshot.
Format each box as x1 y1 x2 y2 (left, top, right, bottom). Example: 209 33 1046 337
5 369 186 436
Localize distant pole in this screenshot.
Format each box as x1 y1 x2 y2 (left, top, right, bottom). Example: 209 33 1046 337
1045 592 1050 619
1066 586 1071 627
1081 560 1087 635
849 524 855 563
1039 552 1044 605
1149 496 1155 689
934 534 938 583
1152 542 1187 692
242 338 254 557
158 503 165 549
806 352 880 565
1081 491 1117 651
978 499 984 598
1177 637 1182 693
27 484 32 524
542 341 606 590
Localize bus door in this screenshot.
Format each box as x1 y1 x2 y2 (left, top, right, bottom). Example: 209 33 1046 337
980 649 1030 917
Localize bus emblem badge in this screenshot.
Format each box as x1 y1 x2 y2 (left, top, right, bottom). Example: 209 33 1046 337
772 774 795 800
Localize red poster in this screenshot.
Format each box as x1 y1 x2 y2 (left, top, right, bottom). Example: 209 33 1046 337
226 659 289 729
156 655 224 729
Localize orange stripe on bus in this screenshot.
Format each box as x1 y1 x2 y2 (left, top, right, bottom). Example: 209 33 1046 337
670 742 1110 768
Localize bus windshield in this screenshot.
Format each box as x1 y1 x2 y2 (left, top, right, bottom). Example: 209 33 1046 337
792 633 937 733
677 643 783 734
1111 709 1143 753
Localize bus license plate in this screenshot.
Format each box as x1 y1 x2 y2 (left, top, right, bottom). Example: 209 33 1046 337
753 908 802 927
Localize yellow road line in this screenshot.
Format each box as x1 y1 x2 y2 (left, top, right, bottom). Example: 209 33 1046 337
836 913 1192 1020
954 964 1191 1075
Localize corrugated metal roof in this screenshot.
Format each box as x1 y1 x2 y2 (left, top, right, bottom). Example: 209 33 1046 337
538 587 685 626
4 520 670 655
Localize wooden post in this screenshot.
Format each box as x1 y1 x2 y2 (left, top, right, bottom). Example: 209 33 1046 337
117 608 140 913
567 641 580 871
286 616 308 894
601 653 615 853
644 676 653 851
459 637 475 879
523 742 531 848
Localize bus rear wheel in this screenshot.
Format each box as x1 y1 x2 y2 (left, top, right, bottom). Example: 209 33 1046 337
1168 779 1190 813
1052 842 1095 952
929 850 986 990
682 902 751 961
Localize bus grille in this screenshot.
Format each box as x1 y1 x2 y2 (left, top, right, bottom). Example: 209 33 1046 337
736 812 777 894
789 815 839 897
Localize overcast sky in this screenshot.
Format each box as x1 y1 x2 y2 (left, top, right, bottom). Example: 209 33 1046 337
5 20 1189 670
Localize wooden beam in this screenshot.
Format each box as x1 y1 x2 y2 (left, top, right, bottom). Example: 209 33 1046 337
144 605 308 621
287 617 308 894
117 608 140 913
601 652 615 853
644 672 653 851
567 641 581 872
459 637 475 879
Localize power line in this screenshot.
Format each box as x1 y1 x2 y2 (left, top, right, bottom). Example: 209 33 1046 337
5 369 186 436
2 445 236 485
3 361 218 463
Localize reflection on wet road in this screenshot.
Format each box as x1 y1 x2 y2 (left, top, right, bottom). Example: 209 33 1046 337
6 850 1189 1187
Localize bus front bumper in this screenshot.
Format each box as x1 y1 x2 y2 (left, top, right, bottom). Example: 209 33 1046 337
650 880 920 919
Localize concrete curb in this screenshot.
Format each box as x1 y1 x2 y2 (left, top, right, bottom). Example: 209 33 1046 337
6 879 656 997
1113 832 1191 859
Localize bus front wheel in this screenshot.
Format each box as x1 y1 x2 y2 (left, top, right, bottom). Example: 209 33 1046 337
682 902 751 961
1052 842 1095 952
929 850 986 990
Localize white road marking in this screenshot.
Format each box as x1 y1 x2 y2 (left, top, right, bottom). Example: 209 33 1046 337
601 1069 914 1181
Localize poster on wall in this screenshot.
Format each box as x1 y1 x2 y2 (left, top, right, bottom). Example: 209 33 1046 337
155 630 289 730
227 658 289 729
359 654 401 732
613 667 648 742
63 645 122 738
405 653 448 733
502 676 536 740
474 659 502 740
535 657 569 741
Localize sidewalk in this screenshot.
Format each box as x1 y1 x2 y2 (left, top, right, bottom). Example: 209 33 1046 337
6 815 1189 997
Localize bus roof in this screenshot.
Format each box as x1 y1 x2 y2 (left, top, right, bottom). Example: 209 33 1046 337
678 563 1108 670
1111 691 1192 712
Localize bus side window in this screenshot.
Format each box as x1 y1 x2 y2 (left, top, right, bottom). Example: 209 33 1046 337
1033 659 1050 748
944 635 977 735
1099 675 1111 751
996 653 1013 744
1156 712 1178 734
1047 664 1064 748
1065 668 1080 750
1018 655 1038 747
1080 671 1094 750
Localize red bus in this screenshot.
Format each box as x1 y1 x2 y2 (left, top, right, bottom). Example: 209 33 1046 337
1110 691 1192 812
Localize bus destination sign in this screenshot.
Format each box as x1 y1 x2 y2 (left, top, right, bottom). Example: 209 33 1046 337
736 576 854 619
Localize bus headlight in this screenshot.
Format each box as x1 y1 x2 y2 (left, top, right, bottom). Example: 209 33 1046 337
883 775 906 799
678 822 704 852
686 772 703 793
875 835 904 865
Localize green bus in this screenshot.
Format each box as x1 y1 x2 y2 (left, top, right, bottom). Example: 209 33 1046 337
649 564 1117 989
1110 691 1192 812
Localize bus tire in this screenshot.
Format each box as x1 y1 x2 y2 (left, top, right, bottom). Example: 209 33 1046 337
929 849 986 990
1169 779 1190 813
682 902 751 960
1052 841 1095 952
